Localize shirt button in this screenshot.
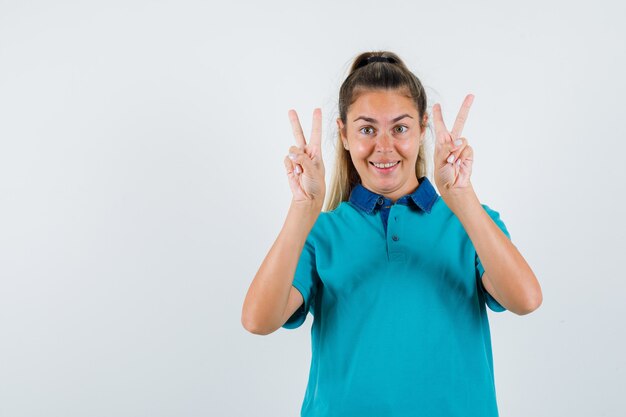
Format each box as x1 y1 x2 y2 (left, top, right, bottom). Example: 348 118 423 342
377 197 384 205
392 235 399 241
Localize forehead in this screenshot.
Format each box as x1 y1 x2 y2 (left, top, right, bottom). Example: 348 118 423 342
348 89 418 119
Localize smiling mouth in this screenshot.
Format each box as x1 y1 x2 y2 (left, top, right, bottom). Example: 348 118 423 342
370 161 400 169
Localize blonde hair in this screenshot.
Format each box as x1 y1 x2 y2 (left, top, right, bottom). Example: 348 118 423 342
324 51 430 212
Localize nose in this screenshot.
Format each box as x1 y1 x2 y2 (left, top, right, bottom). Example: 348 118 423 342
375 131 393 152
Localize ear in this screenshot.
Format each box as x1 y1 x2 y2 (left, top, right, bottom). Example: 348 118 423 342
420 113 429 140
337 118 349 150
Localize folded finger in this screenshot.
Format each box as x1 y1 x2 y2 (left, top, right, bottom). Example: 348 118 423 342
457 144 473 161
450 136 467 153
288 148 312 173
284 155 295 175
288 145 307 160
444 137 467 165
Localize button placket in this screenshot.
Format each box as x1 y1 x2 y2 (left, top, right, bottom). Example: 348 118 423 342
387 205 405 262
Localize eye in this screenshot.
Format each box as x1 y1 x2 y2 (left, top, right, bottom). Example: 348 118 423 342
394 125 408 134
359 126 375 135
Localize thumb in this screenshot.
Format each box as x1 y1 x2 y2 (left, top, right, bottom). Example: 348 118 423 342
288 150 313 175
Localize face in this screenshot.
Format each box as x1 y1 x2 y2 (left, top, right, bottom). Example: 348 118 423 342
337 89 427 202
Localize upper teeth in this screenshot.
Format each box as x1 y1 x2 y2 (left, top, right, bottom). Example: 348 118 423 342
373 161 398 168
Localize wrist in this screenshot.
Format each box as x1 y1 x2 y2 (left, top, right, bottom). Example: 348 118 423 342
289 200 322 226
290 199 323 216
441 184 480 216
284 200 322 234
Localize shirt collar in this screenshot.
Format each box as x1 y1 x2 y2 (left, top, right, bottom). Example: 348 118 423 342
348 176 439 214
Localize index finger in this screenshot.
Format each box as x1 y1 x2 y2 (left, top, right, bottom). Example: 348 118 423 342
310 108 322 150
450 94 474 140
432 103 450 145
288 109 306 148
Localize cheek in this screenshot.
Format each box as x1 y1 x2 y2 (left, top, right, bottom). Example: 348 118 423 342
397 139 420 154
350 141 375 157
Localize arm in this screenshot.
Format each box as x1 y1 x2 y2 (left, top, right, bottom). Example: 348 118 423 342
242 107 325 334
431 96 542 316
241 201 321 335
447 185 543 315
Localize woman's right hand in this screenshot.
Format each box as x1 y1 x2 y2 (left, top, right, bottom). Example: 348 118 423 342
284 108 326 207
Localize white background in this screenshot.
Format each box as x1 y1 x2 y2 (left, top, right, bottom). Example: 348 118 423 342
1 0 624 416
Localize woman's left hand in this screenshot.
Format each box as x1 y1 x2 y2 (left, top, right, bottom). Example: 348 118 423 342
432 94 475 196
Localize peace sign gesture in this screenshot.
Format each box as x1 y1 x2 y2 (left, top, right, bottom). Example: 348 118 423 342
432 94 475 195
283 108 326 207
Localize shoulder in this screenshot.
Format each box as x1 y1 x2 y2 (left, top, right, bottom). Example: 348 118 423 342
428 196 455 221
319 201 357 222
309 202 359 240
431 196 503 218
429 197 509 236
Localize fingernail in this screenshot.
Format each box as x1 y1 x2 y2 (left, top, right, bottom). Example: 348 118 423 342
454 139 462 147
447 155 455 163
295 165 301 174
456 159 461 166
288 153 296 160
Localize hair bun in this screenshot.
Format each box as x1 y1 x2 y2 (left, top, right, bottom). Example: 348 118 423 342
355 55 397 70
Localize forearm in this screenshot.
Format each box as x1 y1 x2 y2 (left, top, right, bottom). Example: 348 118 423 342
241 201 321 333
446 186 542 314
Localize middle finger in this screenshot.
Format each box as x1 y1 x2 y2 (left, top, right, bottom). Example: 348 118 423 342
450 94 474 140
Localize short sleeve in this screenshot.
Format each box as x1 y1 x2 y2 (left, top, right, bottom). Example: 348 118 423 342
475 204 511 313
281 236 320 329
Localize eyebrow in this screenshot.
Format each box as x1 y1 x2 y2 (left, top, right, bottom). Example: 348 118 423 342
353 114 413 123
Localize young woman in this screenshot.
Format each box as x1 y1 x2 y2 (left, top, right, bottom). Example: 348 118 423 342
242 51 542 417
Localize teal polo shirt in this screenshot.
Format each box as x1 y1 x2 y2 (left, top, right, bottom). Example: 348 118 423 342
282 176 511 417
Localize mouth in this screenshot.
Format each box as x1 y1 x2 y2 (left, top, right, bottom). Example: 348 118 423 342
369 160 401 172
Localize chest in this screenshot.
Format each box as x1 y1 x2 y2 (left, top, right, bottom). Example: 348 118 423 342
315 206 477 305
